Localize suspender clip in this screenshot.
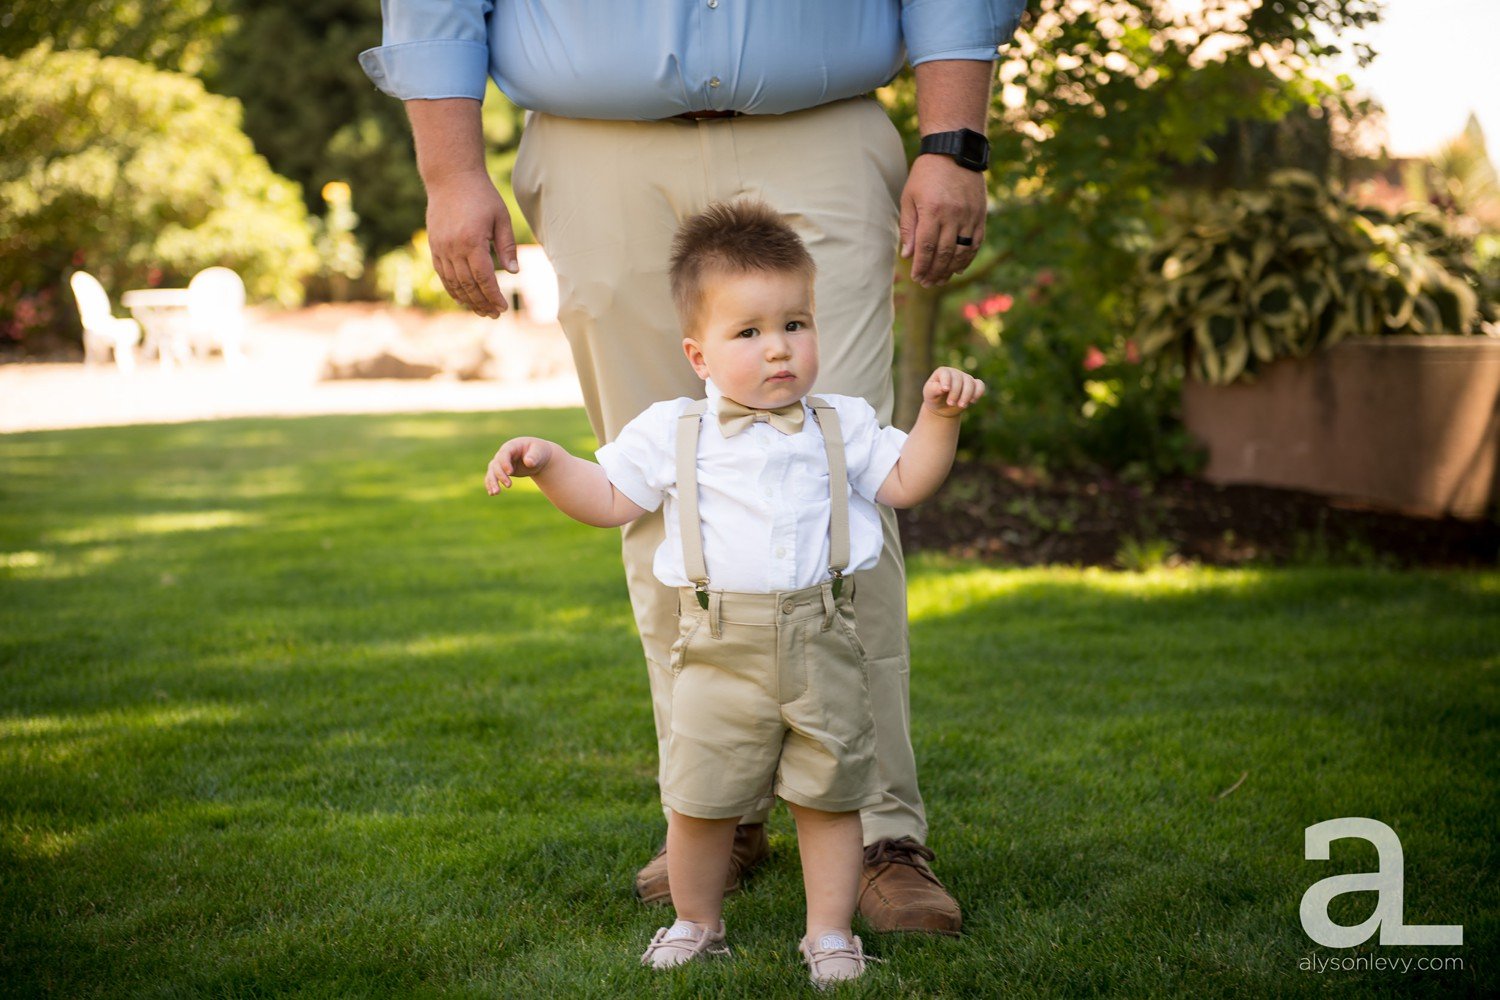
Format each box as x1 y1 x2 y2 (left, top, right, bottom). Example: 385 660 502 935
830 570 844 601
695 581 710 610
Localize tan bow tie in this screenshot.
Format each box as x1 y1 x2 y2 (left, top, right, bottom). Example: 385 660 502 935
716 397 806 437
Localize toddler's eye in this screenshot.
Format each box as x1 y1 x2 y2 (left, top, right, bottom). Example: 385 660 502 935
786 321 804 332
737 328 758 338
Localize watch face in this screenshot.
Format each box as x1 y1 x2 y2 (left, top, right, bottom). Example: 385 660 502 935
958 129 989 170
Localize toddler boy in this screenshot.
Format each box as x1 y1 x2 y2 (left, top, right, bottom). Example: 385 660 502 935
484 200 982 986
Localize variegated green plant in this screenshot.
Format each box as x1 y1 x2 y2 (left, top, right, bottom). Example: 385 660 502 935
1136 170 1497 384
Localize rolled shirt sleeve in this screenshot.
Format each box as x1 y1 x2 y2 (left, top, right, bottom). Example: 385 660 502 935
901 0 1028 64
595 399 687 514
359 0 494 100
825 395 909 502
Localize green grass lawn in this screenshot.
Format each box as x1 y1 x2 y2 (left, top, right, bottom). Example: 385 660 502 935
2 409 1495 998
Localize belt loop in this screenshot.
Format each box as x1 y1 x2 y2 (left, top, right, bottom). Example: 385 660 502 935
820 581 835 631
708 590 723 639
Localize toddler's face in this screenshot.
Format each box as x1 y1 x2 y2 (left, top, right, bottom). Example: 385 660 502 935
682 269 819 410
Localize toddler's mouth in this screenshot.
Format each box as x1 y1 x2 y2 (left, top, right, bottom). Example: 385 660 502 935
767 371 797 382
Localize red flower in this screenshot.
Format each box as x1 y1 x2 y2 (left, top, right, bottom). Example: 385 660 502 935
962 302 982 322
982 293 1014 316
147 267 163 287
1036 269 1057 287
1125 339 1141 364
1083 346 1107 371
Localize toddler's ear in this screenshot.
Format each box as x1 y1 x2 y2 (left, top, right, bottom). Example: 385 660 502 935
682 337 710 380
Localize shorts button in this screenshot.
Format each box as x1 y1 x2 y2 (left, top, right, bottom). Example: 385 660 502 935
781 599 795 615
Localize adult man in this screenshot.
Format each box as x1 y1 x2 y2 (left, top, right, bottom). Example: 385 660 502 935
361 0 1026 935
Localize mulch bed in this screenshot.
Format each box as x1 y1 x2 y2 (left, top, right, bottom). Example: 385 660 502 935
899 457 1500 570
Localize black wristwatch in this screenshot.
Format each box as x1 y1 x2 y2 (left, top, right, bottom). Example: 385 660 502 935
918 128 990 172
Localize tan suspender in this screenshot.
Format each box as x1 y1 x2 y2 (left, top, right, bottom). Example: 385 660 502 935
808 397 851 584
676 399 711 594
676 395 851 607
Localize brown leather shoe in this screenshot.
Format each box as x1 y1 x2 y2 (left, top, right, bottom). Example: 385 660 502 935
634 823 771 906
857 837 962 936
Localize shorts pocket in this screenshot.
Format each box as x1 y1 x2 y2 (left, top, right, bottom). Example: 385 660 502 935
833 607 869 666
668 615 704 676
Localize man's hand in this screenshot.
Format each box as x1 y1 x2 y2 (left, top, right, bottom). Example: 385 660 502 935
901 155 987 288
922 366 986 418
486 437 556 493
427 169 518 319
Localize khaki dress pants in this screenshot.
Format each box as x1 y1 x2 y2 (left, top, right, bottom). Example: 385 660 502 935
511 96 926 843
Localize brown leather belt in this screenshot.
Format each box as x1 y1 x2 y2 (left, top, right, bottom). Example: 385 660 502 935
673 109 743 121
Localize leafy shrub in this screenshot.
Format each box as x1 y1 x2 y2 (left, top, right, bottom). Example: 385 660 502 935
0 45 317 347
942 269 1203 477
1136 170 1497 384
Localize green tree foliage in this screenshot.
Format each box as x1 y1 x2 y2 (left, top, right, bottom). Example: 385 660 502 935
206 0 528 263
887 0 1383 473
0 0 233 75
203 0 423 257
0 45 318 344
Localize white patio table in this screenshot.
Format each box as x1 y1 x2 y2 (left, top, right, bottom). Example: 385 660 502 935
121 288 193 367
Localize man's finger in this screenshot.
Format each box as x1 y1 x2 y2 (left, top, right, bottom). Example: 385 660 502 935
954 222 983 272
463 245 508 318
911 209 941 285
494 213 519 275
452 252 499 318
898 190 917 260
431 253 461 309
928 217 961 284
435 252 481 314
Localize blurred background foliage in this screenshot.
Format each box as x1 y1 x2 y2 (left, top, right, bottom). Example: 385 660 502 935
880 0 1494 475
2 0 1496 479
0 45 317 311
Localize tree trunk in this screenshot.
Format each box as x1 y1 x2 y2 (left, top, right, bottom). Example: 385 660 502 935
895 280 943 431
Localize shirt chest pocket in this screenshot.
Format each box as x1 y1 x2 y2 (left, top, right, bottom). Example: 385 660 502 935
792 468 832 502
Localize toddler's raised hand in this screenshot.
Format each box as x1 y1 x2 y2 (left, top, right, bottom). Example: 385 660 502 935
485 437 555 495
922 366 986 418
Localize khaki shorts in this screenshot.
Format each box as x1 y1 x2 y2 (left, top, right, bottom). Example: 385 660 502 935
661 580 881 819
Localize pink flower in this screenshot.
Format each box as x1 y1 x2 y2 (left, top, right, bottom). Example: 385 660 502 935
1125 339 1141 364
1036 269 1057 287
982 293 1014 316
962 302 982 322
1083 346 1107 371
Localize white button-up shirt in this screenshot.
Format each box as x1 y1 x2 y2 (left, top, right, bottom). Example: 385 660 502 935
597 380 907 593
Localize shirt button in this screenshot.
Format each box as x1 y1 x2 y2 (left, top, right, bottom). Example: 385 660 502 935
709 76 721 88
708 0 718 7
775 547 786 558
781 599 796 615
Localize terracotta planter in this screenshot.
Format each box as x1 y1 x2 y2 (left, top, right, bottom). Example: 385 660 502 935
1182 335 1500 520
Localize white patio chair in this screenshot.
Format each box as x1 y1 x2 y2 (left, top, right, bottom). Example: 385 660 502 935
70 271 142 373
186 267 248 365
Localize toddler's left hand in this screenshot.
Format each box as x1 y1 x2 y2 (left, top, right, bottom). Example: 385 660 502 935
922 366 986 418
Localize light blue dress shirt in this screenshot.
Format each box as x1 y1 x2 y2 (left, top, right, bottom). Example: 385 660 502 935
360 1 1026 120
